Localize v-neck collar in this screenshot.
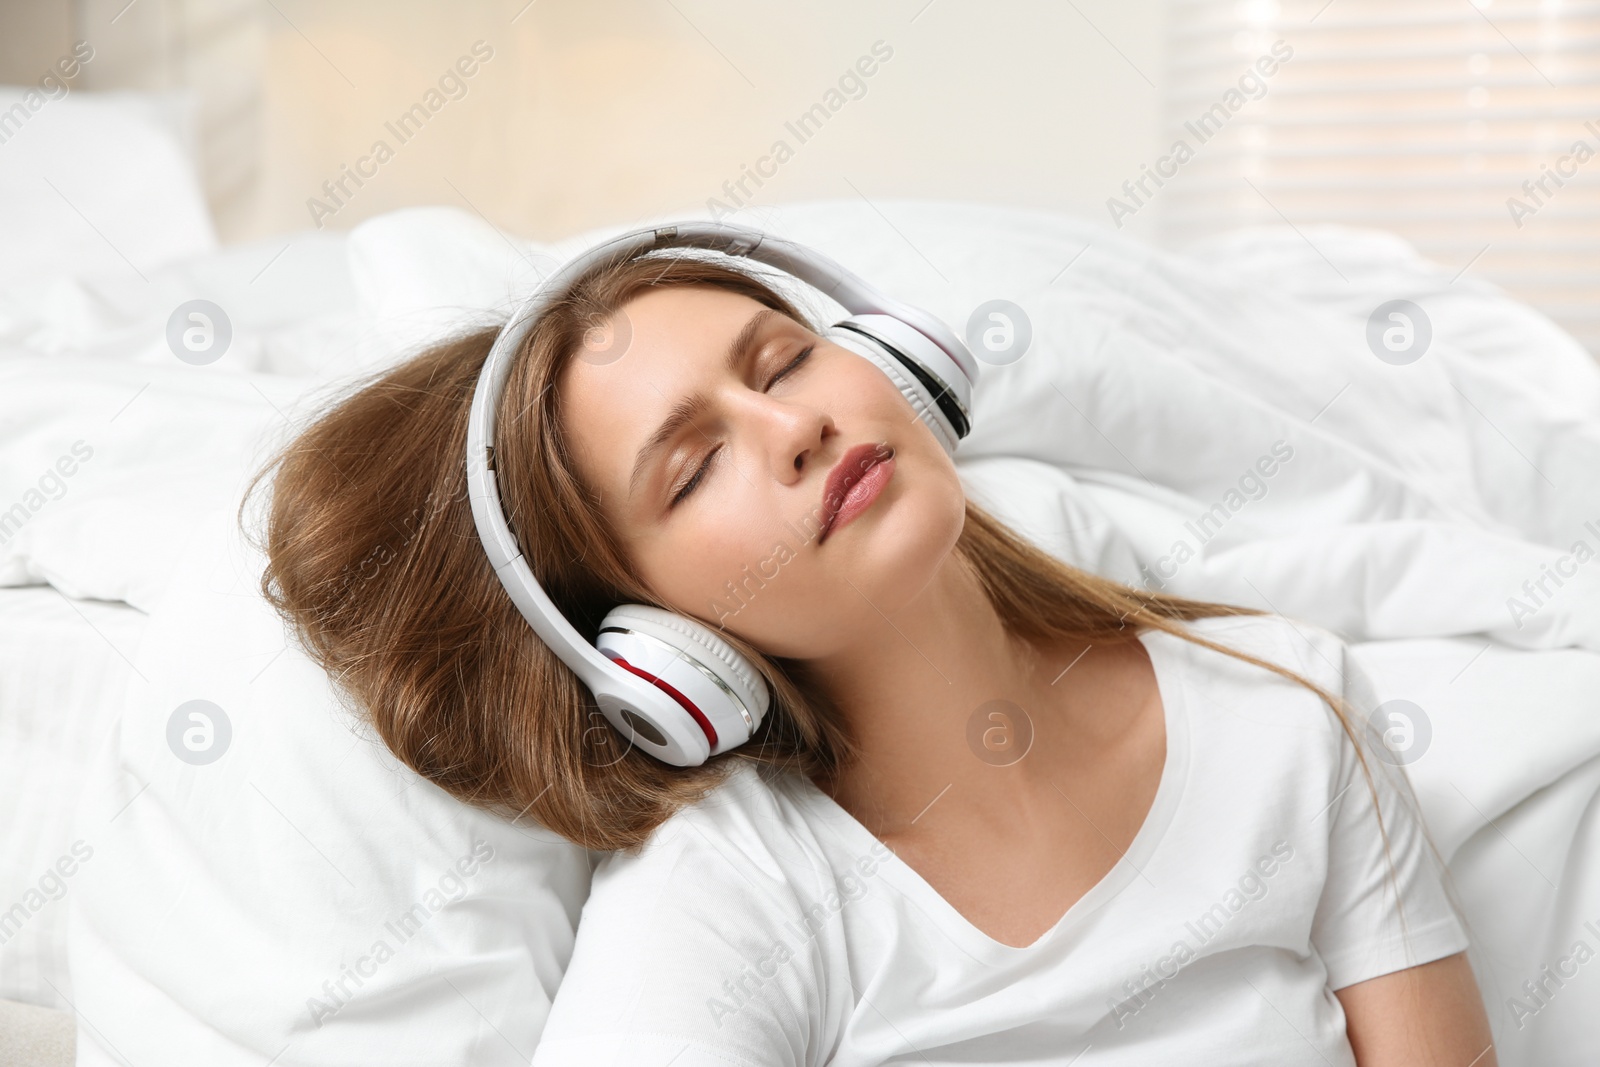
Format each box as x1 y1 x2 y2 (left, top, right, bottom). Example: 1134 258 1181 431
786 625 1192 963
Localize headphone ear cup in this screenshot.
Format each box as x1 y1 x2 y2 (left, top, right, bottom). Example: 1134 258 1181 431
595 603 770 758
825 324 960 456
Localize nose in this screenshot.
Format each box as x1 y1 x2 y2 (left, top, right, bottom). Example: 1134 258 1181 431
732 387 834 488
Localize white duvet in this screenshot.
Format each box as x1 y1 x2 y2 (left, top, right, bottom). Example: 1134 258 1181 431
3 198 1597 1063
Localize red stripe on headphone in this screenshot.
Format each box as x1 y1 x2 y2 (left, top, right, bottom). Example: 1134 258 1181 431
605 654 720 749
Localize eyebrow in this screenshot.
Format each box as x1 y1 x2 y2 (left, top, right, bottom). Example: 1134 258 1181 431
628 307 781 500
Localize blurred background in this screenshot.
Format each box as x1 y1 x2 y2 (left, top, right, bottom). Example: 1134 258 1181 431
5 7 1600 1058
2 0 1598 353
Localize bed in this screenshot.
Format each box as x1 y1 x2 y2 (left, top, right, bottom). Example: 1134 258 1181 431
3 90 1599 1067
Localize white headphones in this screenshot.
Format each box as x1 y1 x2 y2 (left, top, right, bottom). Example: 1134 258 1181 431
466 221 980 767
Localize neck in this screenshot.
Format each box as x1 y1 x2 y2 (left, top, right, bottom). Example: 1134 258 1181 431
801 548 1103 841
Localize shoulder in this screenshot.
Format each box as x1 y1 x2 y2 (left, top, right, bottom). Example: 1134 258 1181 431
586 761 841 921
539 762 852 1060
1148 612 1372 764
1148 612 1357 698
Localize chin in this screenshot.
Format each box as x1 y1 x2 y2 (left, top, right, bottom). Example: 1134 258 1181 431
842 473 966 609
720 486 964 658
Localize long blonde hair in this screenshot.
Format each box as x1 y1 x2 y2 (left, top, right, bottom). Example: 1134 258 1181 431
242 250 1442 957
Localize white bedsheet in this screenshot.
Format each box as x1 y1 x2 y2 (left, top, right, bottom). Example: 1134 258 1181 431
1 197 1596 1062
64 505 593 1066
1451 750 1600 1064
0 589 145 1010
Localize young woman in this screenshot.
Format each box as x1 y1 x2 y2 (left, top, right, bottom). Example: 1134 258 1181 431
249 250 1497 1065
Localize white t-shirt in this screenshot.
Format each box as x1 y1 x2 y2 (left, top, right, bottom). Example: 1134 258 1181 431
529 614 1469 1066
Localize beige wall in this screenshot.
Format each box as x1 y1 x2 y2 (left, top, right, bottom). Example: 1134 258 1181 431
1 0 1171 244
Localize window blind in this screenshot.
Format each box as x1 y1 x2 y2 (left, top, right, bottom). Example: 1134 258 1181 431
1161 0 1600 357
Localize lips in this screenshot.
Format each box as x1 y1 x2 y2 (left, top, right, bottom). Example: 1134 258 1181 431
819 442 894 542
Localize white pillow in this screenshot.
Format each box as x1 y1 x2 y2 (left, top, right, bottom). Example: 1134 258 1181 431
0 86 215 289
335 206 558 378
67 504 595 1065
0 357 313 612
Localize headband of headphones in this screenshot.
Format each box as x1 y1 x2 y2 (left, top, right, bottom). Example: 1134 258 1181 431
465 220 979 766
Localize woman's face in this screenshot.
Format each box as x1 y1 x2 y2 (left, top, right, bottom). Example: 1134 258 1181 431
559 284 966 661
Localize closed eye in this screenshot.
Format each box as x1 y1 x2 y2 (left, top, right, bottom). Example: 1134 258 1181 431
667 343 816 508
766 344 814 389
